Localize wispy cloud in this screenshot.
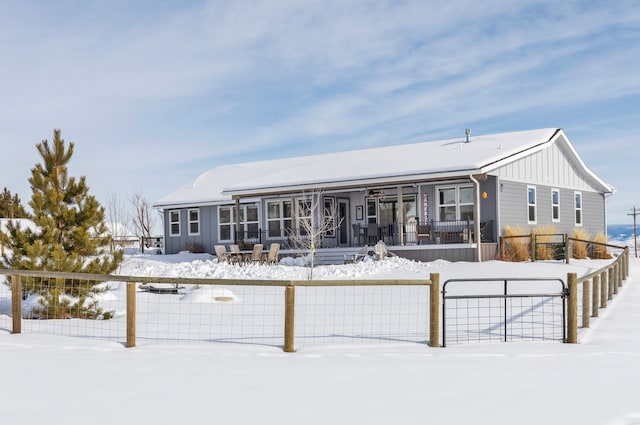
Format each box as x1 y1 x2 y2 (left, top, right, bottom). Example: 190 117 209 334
1 0 639 222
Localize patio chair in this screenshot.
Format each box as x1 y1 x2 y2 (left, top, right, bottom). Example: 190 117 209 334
416 224 432 244
229 244 242 264
352 223 364 246
344 245 371 263
264 243 280 265
214 245 230 262
366 222 379 244
245 244 263 264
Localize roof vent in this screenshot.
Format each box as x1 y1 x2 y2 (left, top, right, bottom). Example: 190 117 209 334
465 128 471 143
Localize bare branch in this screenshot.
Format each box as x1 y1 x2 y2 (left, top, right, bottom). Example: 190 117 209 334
287 191 343 279
128 192 155 245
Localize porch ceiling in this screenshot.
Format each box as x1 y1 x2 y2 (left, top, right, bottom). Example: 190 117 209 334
226 170 482 199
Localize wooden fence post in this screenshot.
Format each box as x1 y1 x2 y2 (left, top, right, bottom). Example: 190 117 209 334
608 268 614 300
592 275 599 318
11 275 21 334
567 273 578 343
126 281 136 348
601 270 608 308
530 232 536 262
429 273 440 348
612 265 618 296
565 234 570 264
625 249 630 279
582 279 590 329
284 285 296 353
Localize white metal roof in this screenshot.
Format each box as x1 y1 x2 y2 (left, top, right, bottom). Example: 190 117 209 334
154 128 614 208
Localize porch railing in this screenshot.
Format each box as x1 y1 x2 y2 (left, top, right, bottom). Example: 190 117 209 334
233 219 495 248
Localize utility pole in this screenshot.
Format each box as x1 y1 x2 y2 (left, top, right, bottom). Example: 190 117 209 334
629 207 639 258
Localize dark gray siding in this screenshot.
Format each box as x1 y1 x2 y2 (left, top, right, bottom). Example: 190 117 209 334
479 176 499 241
581 191 606 235
163 206 219 254
392 243 498 262
499 180 528 229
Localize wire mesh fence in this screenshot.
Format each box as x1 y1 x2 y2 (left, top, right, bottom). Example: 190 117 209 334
0 252 629 350
0 272 434 351
294 285 429 347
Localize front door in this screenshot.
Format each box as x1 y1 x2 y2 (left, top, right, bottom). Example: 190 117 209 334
338 199 349 247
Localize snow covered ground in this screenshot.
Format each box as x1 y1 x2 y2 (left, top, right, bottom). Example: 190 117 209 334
1 249 639 425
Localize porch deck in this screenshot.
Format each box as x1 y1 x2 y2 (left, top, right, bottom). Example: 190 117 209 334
236 220 495 251
277 242 499 265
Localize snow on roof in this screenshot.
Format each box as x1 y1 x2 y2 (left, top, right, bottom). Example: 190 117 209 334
154 128 609 208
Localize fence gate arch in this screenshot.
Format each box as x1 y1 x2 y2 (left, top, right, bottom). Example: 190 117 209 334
442 278 567 347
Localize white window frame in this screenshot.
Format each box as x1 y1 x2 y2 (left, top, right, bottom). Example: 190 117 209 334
323 197 336 237
242 204 260 241
551 189 560 223
218 206 234 242
267 200 293 238
574 191 583 226
188 208 200 236
169 210 181 237
527 186 537 224
218 204 260 242
297 198 313 238
366 198 377 224
436 185 474 221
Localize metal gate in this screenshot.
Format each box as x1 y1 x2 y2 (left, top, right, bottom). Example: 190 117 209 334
442 278 567 347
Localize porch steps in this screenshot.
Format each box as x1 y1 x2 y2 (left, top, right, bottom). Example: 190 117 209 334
313 247 365 265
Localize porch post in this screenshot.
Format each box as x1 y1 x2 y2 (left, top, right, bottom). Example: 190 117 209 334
234 197 241 244
290 194 296 239
397 185 404 246
470 175 482 262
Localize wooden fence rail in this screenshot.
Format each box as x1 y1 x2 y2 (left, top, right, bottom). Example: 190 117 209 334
2 244 630 348
566 246 629 343
0 270 440 352
500 233 628 263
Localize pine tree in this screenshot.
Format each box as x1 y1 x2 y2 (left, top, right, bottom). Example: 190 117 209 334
0 129 123 319
0 187 28 218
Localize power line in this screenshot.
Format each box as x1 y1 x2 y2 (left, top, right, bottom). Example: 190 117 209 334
629 207 639 258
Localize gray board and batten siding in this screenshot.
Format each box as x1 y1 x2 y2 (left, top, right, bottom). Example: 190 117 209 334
494 139 607 236
499 181 605 235
163 205 218 255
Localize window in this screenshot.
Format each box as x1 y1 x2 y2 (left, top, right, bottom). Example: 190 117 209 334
169 210 180 236
551 189 560 222
297 198 313 237
459 187 474 221
575 192 583 226
188 208 200 236
219 207 233 241
323 197 336 237
267 200 292 238
527 186 537 224
219 204 260 242
436 185 474 221
366 198 377 223
244 204 259 239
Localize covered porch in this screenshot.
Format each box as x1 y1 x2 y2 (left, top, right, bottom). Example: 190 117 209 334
229 175 498 262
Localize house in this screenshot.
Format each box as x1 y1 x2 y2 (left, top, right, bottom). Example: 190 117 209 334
153 128 614 262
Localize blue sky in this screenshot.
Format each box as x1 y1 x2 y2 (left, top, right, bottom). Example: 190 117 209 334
1 0 639 225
